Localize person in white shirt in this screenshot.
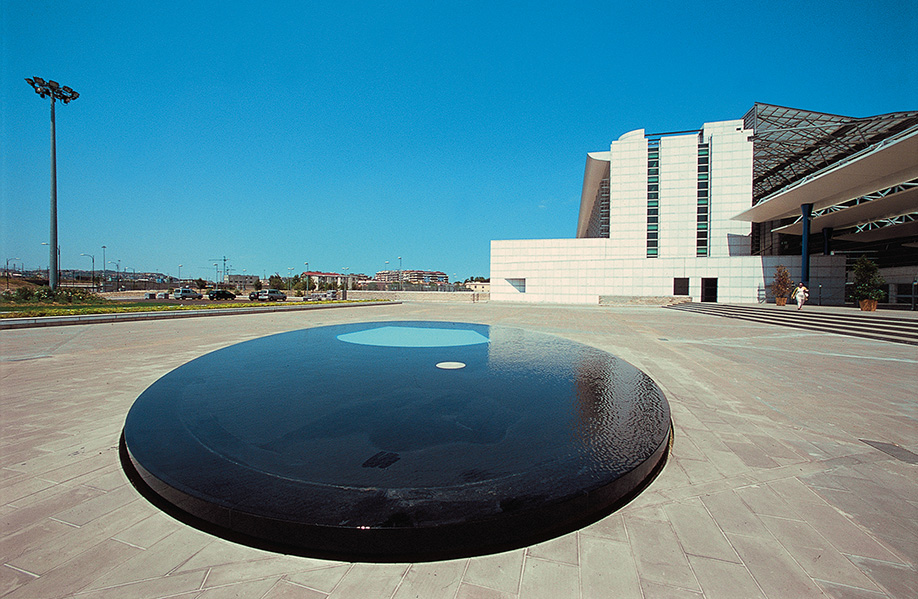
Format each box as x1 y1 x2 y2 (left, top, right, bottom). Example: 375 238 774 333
792 282 809 310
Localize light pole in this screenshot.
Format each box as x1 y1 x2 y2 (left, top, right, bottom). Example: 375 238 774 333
26 77 79 291
101 246 106 292
342 266 349 299
384 260 390 291
109 260 120 290
177 264 182 285
80 253 94 290
287 267 294 290
398 256 402 291
6 257 20 290
41 242 60 285
304 262 309 294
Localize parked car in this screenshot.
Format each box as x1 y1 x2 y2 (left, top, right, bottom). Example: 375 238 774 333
249 291 260 301
174 288 203 300
258 289 287 301
156 292 169 299
208 289 236 300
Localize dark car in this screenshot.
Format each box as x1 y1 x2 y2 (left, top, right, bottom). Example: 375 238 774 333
249 291 260 301
208 289 236 301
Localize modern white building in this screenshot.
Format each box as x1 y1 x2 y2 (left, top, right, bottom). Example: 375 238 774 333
491 104 918 305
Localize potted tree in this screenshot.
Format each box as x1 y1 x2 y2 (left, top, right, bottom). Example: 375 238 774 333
852 256 886 311
771 265 793 306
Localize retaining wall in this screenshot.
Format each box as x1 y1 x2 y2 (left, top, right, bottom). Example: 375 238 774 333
346 290 488 303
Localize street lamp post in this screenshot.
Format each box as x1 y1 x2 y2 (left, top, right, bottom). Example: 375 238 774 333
101 246 106 292
341 267 349 300
177 264 182 285
109 260 120 290
41 242 60 285
6 257 20 290
80 253 94 290
287 267 294 290
304 262 309 294
26 77 79 291
398 256 402 292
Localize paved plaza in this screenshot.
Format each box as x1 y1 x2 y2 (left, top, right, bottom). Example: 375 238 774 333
1 301 916 598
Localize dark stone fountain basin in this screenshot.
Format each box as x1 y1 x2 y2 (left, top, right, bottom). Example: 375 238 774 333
122 321 670 561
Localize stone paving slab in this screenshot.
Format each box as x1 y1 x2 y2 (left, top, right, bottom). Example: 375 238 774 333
1 302 916 598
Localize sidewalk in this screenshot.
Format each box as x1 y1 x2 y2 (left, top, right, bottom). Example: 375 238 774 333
1 302 916 598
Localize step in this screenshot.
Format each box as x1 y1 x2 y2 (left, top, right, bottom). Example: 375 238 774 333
664 303 918 346
671 305 918 336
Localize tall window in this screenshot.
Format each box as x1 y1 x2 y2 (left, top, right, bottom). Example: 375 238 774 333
586 176 610 238
647 141 660 258
696 143 710 257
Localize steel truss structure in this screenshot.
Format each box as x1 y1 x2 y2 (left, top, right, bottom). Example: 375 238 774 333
784 179 918 223
743 103 918 203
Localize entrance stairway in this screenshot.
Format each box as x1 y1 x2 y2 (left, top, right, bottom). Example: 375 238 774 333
663 303 918 346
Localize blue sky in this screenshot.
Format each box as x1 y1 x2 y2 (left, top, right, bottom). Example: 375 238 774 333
2 1 915 282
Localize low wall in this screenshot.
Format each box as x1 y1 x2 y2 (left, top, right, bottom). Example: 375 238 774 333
599 295 692 306
346 290 489 303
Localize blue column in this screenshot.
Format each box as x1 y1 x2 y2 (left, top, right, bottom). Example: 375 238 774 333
801 203 813 285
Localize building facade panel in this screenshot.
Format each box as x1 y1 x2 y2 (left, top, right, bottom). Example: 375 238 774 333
491 239 844 304
491 115 848 305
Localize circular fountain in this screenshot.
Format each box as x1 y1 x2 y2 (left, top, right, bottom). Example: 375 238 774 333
122 321 670 561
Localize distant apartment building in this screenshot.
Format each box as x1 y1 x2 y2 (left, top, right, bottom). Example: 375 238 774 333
375 269 449 284
301 271 359 289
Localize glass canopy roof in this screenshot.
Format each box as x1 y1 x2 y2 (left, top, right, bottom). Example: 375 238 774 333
744 103 918 203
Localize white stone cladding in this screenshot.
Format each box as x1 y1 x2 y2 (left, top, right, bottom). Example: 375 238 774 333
705 120 754 257
608 129 647 258
490 119 847 304
490 239 845 304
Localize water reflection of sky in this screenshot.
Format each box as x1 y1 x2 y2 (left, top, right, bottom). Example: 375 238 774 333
337 325 490 347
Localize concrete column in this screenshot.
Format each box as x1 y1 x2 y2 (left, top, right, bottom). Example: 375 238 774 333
822 227 833 255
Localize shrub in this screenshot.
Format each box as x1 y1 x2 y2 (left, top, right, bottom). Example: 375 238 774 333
34 287 55 301
852 257 886 301
770 265 794 299
13 287 34 302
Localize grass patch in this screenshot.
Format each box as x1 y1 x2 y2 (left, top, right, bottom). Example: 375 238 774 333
0 299 382 319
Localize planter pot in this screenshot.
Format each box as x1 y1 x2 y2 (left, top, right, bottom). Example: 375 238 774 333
775 297 787 306
859 299 878 311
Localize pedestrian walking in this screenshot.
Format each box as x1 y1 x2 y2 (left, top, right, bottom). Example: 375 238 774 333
792 282 809 310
